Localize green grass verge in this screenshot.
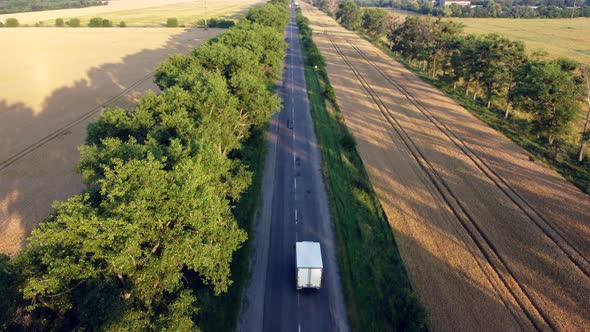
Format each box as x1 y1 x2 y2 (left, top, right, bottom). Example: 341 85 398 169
296 9 427 332
363 36 590 194
194 128 266 332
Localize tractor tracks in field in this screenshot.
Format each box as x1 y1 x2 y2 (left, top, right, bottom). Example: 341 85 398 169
328 37 561 331
345 41 590 280
0 72 155 172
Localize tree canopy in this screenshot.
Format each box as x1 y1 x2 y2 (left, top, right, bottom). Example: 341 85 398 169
337 1 362 30
361 8 390 37
511 60 580 148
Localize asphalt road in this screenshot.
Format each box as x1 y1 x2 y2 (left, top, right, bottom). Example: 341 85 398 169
237 7 349 332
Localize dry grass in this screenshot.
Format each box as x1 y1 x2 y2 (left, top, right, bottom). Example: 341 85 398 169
0 0 264 26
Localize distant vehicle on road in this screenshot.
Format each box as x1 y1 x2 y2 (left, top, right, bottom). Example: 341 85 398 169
296 241 323 289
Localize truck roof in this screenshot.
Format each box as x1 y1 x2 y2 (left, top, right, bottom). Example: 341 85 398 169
296 241 323 268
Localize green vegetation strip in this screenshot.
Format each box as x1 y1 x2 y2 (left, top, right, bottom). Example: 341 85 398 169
195 128 266 332
296 9 427 332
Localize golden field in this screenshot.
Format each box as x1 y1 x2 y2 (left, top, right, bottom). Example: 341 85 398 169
451 17 590 64
0 0 265 26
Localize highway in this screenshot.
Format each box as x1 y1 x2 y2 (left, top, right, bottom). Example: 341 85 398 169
237 6 349 332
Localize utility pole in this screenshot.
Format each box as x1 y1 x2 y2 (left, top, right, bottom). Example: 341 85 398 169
570 0 577 28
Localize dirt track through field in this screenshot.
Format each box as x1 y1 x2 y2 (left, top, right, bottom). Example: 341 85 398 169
302 3 590 331
0 28 222 256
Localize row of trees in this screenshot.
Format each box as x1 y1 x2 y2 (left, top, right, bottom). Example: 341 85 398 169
336 0 395 35
0 0 105 14
387 15 589 161
318 2 589 189
0 17 214 28
0 17 122 27
0 1 289 330
393 0 590 18
88 17 113 27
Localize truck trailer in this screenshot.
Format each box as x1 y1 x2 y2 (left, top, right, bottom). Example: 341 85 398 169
296 241 323 289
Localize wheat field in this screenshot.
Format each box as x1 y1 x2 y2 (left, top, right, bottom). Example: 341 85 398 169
0 0 265 26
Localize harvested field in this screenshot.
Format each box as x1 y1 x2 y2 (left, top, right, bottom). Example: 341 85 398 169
0 27 223 256
302 3 590 331
449 17 590 64
0 0 264 26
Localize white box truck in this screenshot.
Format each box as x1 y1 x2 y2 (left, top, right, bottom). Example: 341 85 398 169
296 241 323 289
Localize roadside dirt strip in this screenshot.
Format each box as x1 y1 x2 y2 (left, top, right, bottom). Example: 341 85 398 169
301 3 590 331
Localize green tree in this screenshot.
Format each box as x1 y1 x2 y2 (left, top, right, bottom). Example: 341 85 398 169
419 1 433 14
246 3 289 31
451 35 484 99
5 17 19 27
428 18 464 78
88 17 103 27
166 17 179 27
102 19 113 27
388 16 462 75
0 255 20 328
322 0 338 16
484 0 502 16
337 1 362 30
118 21 126 27
473 34 527 109
511 61 581 154
388 16 423 64
68 18 81 27
361 8 389 37
499 38 527 118
450 3 462 16
55 18 64 27
20 154 247 330
578 65 590 161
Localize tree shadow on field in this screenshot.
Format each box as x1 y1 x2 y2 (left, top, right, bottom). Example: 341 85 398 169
0 27 225 257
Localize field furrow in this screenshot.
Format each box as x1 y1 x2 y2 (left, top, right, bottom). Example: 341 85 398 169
302 3 590 330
